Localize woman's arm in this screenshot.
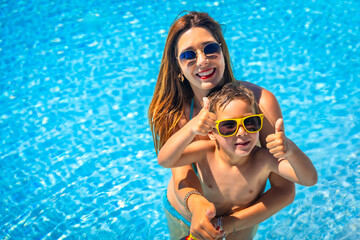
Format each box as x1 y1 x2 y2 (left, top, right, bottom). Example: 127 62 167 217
172 166 224 239
160 99 222 238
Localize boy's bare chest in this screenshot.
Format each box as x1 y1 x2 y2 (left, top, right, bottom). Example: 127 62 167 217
197 159 268 214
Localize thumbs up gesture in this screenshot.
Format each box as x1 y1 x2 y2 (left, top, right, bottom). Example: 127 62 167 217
191 97 217 136
265 118 289 159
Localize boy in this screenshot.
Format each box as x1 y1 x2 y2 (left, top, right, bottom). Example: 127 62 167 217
158 82 317 239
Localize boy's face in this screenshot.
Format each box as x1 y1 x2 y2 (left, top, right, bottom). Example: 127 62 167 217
210 99 259 158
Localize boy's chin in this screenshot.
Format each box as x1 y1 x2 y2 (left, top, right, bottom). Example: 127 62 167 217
233 145 254 156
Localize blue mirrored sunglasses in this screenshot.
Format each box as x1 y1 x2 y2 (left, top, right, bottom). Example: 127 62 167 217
178 42 222 63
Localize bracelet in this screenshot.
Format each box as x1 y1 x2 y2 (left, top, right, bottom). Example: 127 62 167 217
217 216 223 231
184 190 202 216
217 216 226 240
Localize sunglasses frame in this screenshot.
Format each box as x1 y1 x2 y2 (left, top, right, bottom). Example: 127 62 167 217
215 114 264 137
177 42 222 64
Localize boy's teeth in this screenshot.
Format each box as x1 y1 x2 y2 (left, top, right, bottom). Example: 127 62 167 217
198 69 214 76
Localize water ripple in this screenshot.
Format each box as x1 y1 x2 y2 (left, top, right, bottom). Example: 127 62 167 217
1 0 359 239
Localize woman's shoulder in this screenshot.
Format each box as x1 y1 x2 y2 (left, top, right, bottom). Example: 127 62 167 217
238 80 278 106
238 80 272 94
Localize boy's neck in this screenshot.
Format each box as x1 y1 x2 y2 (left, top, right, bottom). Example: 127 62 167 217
215 146 253 167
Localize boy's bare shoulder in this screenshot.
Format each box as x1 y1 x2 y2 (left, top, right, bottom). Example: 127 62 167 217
252 146 274 163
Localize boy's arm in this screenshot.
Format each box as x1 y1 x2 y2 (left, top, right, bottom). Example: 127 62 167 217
160 140 213 168
218 172 295 234
157 97 216 168
266 118 318 186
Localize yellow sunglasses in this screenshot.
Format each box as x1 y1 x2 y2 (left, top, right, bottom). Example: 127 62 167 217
215 114 264 137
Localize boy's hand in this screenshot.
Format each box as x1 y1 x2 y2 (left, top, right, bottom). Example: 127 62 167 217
191 97 216 136
266 118 290 159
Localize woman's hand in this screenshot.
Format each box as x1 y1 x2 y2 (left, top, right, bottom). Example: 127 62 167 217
189 195 224 240
191 97 216 136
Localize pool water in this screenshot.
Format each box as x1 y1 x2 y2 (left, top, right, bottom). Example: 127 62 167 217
1 0 359 239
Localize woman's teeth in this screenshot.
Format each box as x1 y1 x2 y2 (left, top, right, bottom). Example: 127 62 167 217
198 69 214 77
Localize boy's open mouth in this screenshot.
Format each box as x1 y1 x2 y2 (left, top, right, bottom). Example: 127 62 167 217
235 141 250 147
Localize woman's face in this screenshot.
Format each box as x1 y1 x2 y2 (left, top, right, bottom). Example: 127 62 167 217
176 27 225 92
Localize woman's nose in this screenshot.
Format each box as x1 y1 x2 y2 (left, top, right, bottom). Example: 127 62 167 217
196 50 208 66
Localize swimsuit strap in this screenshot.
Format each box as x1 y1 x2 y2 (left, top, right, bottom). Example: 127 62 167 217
190 98 194 120
189 98 198 175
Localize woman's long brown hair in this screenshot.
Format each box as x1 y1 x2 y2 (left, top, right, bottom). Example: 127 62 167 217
148 11 236 154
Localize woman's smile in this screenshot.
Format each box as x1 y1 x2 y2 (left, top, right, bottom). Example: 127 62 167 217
197 68 216 79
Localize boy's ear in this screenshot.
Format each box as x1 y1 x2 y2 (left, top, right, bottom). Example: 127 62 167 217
208 130 216 140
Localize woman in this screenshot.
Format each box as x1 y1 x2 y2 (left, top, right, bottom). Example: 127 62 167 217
149 11 295 240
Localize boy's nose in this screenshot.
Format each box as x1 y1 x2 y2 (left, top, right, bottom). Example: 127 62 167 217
236 125 247 136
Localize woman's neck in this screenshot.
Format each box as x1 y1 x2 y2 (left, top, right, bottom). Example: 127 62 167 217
192 89 210 113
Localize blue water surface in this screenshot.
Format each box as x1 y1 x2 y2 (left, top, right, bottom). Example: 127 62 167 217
1 0 359 239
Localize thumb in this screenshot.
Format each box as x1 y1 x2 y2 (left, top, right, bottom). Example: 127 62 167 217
275 118 284 133
205 208 216 219
202 97 210 111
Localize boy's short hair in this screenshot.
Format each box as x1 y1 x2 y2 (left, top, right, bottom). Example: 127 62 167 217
207 82 259 114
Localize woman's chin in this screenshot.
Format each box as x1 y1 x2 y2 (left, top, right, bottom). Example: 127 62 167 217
200 83 216 90
200 79 221 90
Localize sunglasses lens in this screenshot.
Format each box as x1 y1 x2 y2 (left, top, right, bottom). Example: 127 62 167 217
243 116 262 132
179 43 221 63
204 43 221 55
218 120 238 136
179 51 196 60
